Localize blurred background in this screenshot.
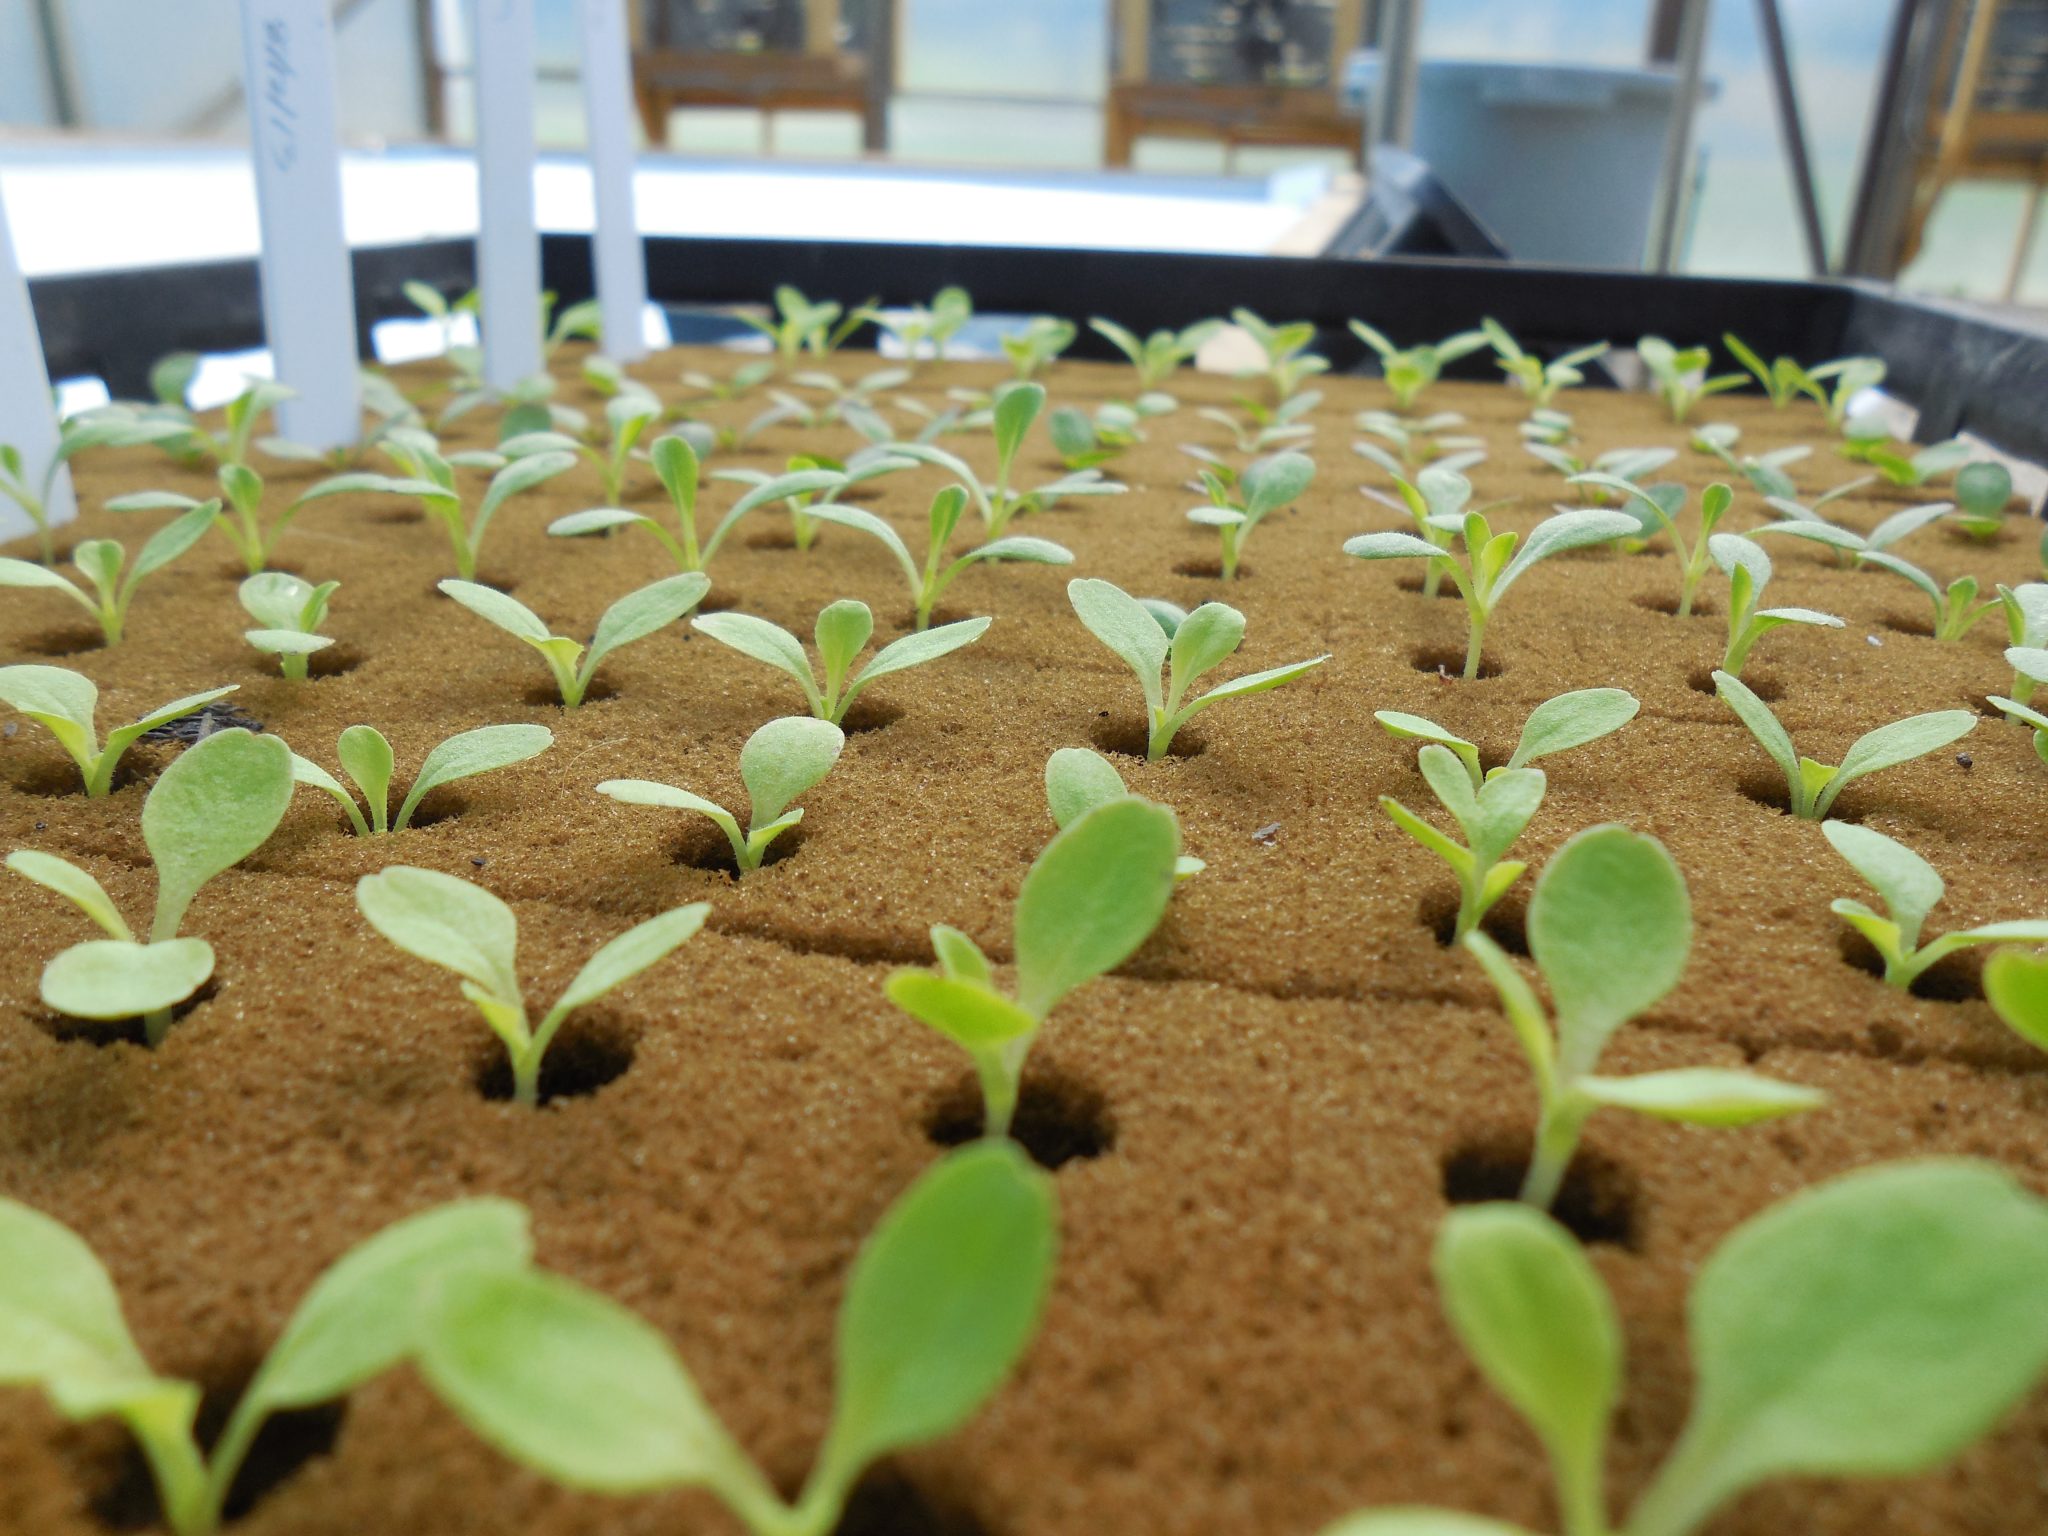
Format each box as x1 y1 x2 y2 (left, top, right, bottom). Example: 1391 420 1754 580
1 0 2043 299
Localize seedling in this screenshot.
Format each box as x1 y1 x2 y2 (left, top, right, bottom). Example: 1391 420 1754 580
1821 821 2048 991
1044 747 1204 879
1375 688 1641 792
693 601 989 725
439 574 709 708
1482 318 1608 407
107 463 306 574
875 285 972 361
0 666 236 796
1951 460 2015 538
1187 449 1314 579
1359 465 1477 598
1195 390 1314 455
679 357 775 402
598 716 845 873
708 459 857 551
1569 475 1732 617
0 1194 531 1536
1467 825 1820 1210
1856 549 1998 640
1753 493 1953 566
1345 505 1638 680
357 865 703 1105
1052 395 1174 465
1384 745 1545 943
420 1141 1054 1536
231 571 336 679
139 372 296 469
292 723 552 835
1713 670 1975 819
877 429 1122 536
805 486 1073 631
1321 1160 2048 1536
782 367 908 439
549 439 839 571
505 390 663 505
1068 578 1326 759
1689 422 1819 500
2000 643 2048 745
1992 691 2048 767
1521 408 1575 448
1088 316 1223 392
2 411 191 562
403 280 482 384
300 437 576 581
887 798 1179 1137
1707 534 1842 676
1349 321 1488 412
1813 354 1887 430
1636 336 1745 422
0 500 217 645
1230 308 1329 401
1850 432 1973 488
7 728 292 1043
1354 410 1484 477
739 284 868 367
1001 314 1076 379
2003 586 2048 699
1525 443 1675 503
1987 949 2048 1053
1720 332 1828 408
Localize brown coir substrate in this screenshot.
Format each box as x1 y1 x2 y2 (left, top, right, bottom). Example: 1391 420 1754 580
2 344 2047 1536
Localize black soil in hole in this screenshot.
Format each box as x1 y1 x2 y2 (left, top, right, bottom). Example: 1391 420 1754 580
1972 692 2016 720
1419 889 1528 955
1442 1140 1640 1249
695 583 743 614
520 676 619 709
675 818 806 875
304 644 364 680
476 1019 636 1104
839 697 903 734
13 755 152 798
93 1367 344 1528
1632 592 1718 619
1410 644 1501 680
1837 929 1984 1003
925 1066 1115 1172
394 788 468 831
1089 714 1203 760
1173 557 1251 580
1734 769 1864 823
1396 573 1462 600
38 980 217 1049
1881 611 1936 639
17 624 104 658
889 605 969 636
1689 666 1781 701
831 1468 987 1536
746 527 800 550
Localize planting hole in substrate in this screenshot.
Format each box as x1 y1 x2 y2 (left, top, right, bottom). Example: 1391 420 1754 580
1837 928 1985 1003
302 643 364 680
674 818 808 875
1689 665 1782 700
1408 645 1502 680
475 1015 637 1105
831 1467 989 1536
16 624 104 659
695 584 743 614
1442 1137 1640 1249
1880 611 1936 640
141 701 266 745
1173 557 1253 580
13 754 152 798
520 675 619 709
37 979 218 1049
838 697 903 735
888 605 969 636
385 787 468 833
925 1064 1116 1171
1734 768 1866 822
364 503 422 525
1632 591 1719 619
1088 714 1205 761
745 527 800 551
1396 573 1460 600
91 1367 344 1529
1418 889 1529 955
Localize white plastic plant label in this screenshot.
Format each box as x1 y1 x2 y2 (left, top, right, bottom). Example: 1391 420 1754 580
476 0 543 389
579 0 646 362
0 184 71 542
240 0 361 448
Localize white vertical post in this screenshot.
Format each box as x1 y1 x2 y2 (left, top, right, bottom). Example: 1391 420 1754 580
0 185 71 543
579 0 646 362
240 0 361 448
475 0 542 389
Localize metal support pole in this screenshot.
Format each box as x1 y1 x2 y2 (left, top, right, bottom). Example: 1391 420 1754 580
1841 0 1959 278
1648 0 1711 273
1368 0 1421 151
30 0 80 126
1753 0 1827 275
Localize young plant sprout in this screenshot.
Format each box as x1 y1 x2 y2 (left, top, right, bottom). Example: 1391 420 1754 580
236 571 338 680
1753 493 1953 566
1187 449 1314 579
693 601 990 725
597 716 845 873
1856 549 1998 640
1375 688 1641 792
1569 474 1732 617
2003 585 2048 696
1087 316 1223 392
1998 644 2048 756
1044 747 1204 879
680 356 774 402
419 1141 1054 1536
1812 354 1887 430
1001 314 1076 379
1720 331 1830 408
439 574 709 708
1635 336 1745 422
1713 669 1975 819
1230 308 1329 400
1688 422 1819 500
1354 410 1484 477
878 429 1122 536
708 460 857 551
805 486 1073 631
1822 821 2048 990
1321 1160 2048 1536
403 279 482 383
887 798 1179 1138
357 865 704 1105
1348 321 1488 412
1951 460 2015 538
0 1194 531 1536
7 728 292 1044
255 372 419 470
1052 395 1174 466
300 436 577 581
503 390 662 505
0 666 236 796
1383 746 1545 943
292 723 552 835
1521 407 1575 447
107 462 309 574
1707 534 1842 676
1466 824 1821 1210
875 285 972 361
739 284 866 368
788 366 908 437
142 373 296 468
1987 949 2048 1053
1993 693 2048 767
1481 318 1609 407
1067 578 1328 759
1850 432 1973 488
1525 442 1675 503
1345 505 1638 680
1195 390 1315 455
2 411 192 562
1358 464 1478 599
0 500 217 646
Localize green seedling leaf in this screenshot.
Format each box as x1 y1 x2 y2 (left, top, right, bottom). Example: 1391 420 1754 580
598 717 844 873
1986 950 2048 1053
142 729 293 943
1069 577 1168 716
396 724 552 831
1505 688 1640 773
1823 821 2048 988
1043 748 1204 879
356 865 523 1008
1014 798 1179 1017
1575 1069 1826 1126
554 905 710 1017
1531 825 1691 1066
40 938 215 1021
0 666 236 797
6 849 133 939
1713 670 1972 818
1321 1514 1538 1536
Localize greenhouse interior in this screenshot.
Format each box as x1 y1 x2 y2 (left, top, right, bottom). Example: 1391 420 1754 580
3 2 2048 1535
